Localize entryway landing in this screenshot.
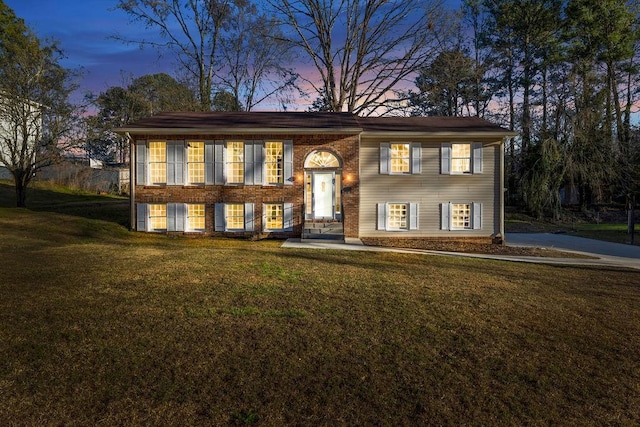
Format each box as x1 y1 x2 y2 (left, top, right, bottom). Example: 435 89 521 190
301 220 345 242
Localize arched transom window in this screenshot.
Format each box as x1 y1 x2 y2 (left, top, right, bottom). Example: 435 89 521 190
305 151 340 168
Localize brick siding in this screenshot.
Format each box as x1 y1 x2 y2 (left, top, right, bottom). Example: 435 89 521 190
134 133 360 238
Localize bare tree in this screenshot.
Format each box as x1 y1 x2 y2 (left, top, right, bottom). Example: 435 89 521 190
0 3 81 207
267 0 448 115
218 8 299 111
115 0 244 111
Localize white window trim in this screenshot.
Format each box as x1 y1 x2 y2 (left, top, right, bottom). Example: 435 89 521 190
377 202 418 231
441 142 483 175
380 142 422 175
262 203 294 232
441 202 482 231
214 202 255 232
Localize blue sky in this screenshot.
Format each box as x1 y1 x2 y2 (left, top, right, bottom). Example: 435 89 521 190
6 0 463 106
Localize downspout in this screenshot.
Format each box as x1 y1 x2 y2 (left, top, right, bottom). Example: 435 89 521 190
500 137 505 245
126 132 135 231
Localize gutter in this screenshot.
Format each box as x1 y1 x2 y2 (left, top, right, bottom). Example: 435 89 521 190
126 132 135 231
115 127 363 136
500 137 506 244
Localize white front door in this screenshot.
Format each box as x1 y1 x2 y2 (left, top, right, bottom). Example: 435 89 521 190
313 172 334 218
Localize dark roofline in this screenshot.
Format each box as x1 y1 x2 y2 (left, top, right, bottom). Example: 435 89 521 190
115 111 515 137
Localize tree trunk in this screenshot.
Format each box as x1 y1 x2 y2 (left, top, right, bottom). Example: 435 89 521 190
629 196 636 245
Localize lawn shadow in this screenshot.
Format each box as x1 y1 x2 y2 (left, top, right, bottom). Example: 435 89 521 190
0 181 130 227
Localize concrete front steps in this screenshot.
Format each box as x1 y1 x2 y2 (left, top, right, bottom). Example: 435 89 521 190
301 220 345 242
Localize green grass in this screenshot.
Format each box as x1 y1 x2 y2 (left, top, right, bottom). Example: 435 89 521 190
0 180 129 226
1 184 639 424
506 211 640 245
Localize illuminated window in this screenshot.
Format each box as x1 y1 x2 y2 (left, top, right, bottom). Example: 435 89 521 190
225 204 245 230
451 203 471 229
451 143 471 173
149 141 166 184
264 204 283 230
387 203 408 230
149 204 166 230
226 142 244 184
305 151 339 168
187 142 205 184
187 204 205 230
390 144 410 174
265 141 284 184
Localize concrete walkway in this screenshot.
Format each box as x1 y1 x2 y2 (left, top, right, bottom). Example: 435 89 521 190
282 234 640 271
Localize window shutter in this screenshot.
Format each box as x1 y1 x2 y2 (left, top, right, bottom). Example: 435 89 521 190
167 141 185 185
245 202 254 232
377 203 386 230
254 142 264 185
472 202 482 230
214 140 225 185
409 203 419 230
167 203 176 231
166 203 185 232
411 143 422 174
176 203 186 231
205 141 215 184
135 141 146 185
441 143 451 174
283 140 293 185
284 202 294 231
380 143 390 174
441 202 451 230
214 203 225 231
136 203 147 231
244 142 255 185
473 143 483 174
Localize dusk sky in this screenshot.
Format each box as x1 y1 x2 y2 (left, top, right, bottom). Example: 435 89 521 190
6 0 462 109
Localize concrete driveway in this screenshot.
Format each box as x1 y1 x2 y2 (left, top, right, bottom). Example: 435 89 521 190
506 233 640 270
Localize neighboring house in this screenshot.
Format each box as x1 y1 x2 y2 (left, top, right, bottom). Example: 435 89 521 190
0 95 43 176
116 112 514 244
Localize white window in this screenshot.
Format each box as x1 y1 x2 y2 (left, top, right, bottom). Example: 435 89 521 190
263 203 294 231
225 203 245 230
441 202 482 230
148 204 167 231
214 203 254 232
265 141 284 184
187 204 205 231
264 203 283 230
390 144 410 174
226 141 244 184
441 142 483 174
187 142 205 184
148 141 166 184
451 143 471 173
377 203 418 231
380 143 421 175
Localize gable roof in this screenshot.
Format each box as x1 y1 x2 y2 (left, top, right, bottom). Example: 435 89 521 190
115 111 515 138
116 111 362 135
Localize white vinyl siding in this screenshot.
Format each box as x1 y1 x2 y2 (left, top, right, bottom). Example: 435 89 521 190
360 139 498 238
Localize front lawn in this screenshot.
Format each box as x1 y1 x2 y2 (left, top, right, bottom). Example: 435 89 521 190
1 203 639 424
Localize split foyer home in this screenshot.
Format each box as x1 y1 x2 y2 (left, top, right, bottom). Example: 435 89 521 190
116 112 514 244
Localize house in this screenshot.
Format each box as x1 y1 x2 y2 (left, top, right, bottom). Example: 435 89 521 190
116 112 514 244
